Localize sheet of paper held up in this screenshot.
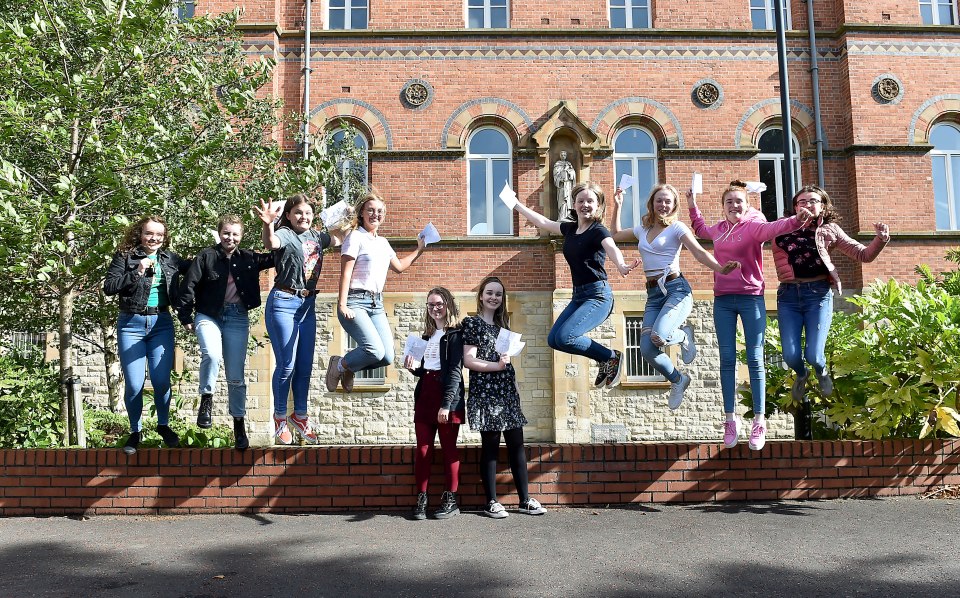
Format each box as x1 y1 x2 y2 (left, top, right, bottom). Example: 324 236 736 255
494 328 525 357
618 173 636 191
319 200 352 228
419 222 441 246
210 229 221 245
745 181 767 194
403 334 428 362
692 172 703 195
498 182 518 210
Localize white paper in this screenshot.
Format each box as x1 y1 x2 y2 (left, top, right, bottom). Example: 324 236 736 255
618 173 636 191
269 200 286 226
498 181 518 210
494 328 525 357
419 222 441 246
692 172 703 195
745 181 767 194
210 229 221 245
403 334 428 362
319 200 352 228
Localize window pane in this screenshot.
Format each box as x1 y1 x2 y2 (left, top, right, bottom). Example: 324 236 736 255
491 8 508 27
758 128 784 152
615 160 635 228
491 0 508 7
939 4 955 24
610 8 626 28
952 155 960 229
614 128 654 154
469 129 509 155
492 160 511 234
751 9 768 29
931 124 960 149
351 8 367 28
758 158 779 222
468 0 484 5
611 0 626 6
469 160 488 234
330 0 345 6
632 7 649 28
750 0 767 7
636 158 656 221
468 8 484 28
920 5 934 24
329 10 345 29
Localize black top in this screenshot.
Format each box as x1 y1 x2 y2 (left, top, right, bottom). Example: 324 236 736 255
104 248 190 314
411 328 466 413
560 221 612 287
775 227 828 279
175 245 275 325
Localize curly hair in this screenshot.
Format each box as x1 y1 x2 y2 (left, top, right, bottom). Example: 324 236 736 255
117 215 168 253
785 185 839 225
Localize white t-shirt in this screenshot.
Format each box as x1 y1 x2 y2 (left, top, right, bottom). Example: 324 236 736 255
422 329 444 371
632 221 689 276
341 228 397 293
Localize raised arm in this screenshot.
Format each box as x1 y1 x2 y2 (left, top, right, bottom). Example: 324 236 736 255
831 222 890 263
390 234 426 273
752 207 814 242
680 230 740 274
254 199 284 250
610 187 638 243
686 190 714 240
514 200 562 235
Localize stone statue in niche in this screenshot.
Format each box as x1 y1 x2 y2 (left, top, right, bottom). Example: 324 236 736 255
553 150 576 219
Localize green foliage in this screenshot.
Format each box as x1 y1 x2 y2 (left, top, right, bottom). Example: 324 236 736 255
0 349 62 447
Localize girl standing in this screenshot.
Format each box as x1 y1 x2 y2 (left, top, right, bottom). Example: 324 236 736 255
104 215 190 455
255 194 344 445
325 192 426 393
404 287 466 520
176 214 274 450
772 185 889 437
689 181 812 450
462 276 546 518
510 181 634 388
610 184 740 410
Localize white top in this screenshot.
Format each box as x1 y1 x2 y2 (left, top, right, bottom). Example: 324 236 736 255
341 228 397 293
423 329 444 371
632 221 689 276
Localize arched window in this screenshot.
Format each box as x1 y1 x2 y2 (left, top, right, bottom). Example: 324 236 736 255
756 127 801 221
613 127 657 229
931 122 960 230
467 127 513 235
330 128 368 203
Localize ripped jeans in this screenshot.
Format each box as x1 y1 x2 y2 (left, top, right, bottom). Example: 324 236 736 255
194 303 250 418
639 275 693 383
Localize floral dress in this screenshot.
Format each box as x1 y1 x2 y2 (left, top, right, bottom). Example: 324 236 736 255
461 316 527 432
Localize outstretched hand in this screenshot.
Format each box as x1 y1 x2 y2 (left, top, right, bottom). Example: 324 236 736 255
254 198 283 225
616 258 641 277
874 222 890 242
718 260 741 275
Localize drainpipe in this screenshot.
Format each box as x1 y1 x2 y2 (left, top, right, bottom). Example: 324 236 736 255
805 0 825 188
302 0 313 159
774 0 795 197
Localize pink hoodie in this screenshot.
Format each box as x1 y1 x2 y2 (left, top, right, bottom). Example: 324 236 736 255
689 205 805 296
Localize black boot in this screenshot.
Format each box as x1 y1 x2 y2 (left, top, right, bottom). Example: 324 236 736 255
156 425 180 448
795 400 813 441
433 491 460 520
233 417 249 451
411 492 428 520
122 431 141 455
197 394 213 429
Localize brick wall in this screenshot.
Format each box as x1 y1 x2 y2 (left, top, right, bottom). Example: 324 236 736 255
2 440 957 515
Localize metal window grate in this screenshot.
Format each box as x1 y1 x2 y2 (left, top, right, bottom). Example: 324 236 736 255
624 316 666 382
346 336 386 384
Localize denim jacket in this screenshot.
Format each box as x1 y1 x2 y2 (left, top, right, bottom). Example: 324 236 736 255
411 328 466 413
175 245 273 325
103 248 190 314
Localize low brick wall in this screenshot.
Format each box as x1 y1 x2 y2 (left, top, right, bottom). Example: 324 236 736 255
2 440 958 516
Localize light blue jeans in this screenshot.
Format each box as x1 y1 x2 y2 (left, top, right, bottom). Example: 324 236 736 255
714 294 766 415
548 281 616 363
339 291 394 372
264 288 315 417
117 311 174 432
640 276 693 383
195 303 250 418
777 280 834 378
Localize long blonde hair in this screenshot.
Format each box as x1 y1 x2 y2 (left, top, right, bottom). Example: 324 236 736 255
641 184 681 228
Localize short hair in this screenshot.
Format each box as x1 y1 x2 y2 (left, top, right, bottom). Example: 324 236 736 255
217 214 243 233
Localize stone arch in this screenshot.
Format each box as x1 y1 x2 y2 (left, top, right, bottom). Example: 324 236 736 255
592 97 684 149
441 98 533 149
909 94 960 144
735 99 819 150
309 99 393 150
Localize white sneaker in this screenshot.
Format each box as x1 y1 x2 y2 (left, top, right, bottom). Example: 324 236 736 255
483 500 509 519
679 324 697 364
518 497 546 515
668 372 691 410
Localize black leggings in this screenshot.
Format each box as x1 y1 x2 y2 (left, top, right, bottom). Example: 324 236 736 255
479 427 529 504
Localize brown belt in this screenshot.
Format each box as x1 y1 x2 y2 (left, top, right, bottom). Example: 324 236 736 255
274 285 317 298
645 272 681 289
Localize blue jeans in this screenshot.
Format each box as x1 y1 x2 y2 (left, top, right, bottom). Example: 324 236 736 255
195 304 250 418
714 294 766 415
548 281 616 363
640 276 693 383
265 288 315 417
777 281 834 378
339 292 394 372
117 311 175 432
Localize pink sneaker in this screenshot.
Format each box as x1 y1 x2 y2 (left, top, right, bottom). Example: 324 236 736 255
274 414 293 445
288 413 319 445
748 420 767 450
722 418 741 448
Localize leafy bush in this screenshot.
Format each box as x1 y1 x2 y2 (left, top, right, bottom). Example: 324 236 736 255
0 349 63 447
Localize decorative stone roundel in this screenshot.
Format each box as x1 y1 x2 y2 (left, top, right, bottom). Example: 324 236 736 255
692 79 724 110
401 79 434 111
872 74 904 105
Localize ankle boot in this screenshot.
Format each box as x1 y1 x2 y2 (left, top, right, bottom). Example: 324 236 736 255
411 492 428 520
433 491 460 520
197 394 213 428
233 417 249 451
156 425 180 448
122 431 141 455
795 400 813 441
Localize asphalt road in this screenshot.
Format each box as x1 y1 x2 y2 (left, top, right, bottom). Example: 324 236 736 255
1 498 958 597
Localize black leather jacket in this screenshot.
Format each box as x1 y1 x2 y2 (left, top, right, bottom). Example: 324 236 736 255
175 245 273 325
411 328 466 413
103 248 190 314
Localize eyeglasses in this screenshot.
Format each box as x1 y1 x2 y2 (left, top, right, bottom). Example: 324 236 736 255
426 302 445 309
795 198 822 205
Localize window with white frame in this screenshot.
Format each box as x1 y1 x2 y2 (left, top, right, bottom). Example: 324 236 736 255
610 0 651 29
328 0 368 30
467 0 509 28
750 0 791 30
467 127 513 236
931 122 960 230
920 0 957 25
345 336 386 385
330 128 369 202
756 127 801 221
613 127 658 230
624 316 667 382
